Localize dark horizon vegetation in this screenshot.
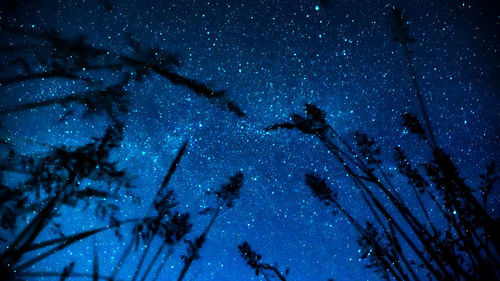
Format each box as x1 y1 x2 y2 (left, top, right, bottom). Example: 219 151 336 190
0 1 498 280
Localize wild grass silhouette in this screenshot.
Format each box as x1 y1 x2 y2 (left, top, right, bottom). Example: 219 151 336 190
264 6 499 281
176 172 244 281
0 7 245 279
1 3 497 281
0 26 245 118
0 124 135 279
238 241 288 281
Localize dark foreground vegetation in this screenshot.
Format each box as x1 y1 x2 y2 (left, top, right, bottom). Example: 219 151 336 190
0 2 498 281
263 7 499 281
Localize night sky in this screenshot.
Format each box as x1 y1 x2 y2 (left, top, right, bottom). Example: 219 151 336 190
1 0 499 280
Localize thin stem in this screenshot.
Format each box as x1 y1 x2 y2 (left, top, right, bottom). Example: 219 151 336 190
150 246 175 281
2 192 61 266
341 163 447 280
0 63 124 86
402 44 437 146
261 271 272 281
26 217 148 252
109 140 188 279
324 191 405 281
410 184 438 237
19 271 115 280
0 95 80 115
93 243 99 281
109 238 134 279
131 237 154 281
176 207 221 281
15 218 148 272
324 137 447 278
139 243 166 281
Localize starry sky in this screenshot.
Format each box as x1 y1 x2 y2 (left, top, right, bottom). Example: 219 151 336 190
1 0 499 280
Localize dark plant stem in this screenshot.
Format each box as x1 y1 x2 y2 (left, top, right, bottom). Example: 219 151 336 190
131 237 154 281
409 183 438 237
93 244 99 281
401 44 437 146
261 271 272 281
0 63 124 86
0 94 81 115
25 217 148 252
0 71 78 85
14 218 147 272
131 140 189 281
150 246 175 281
340 161 448 280
19 271 114 280
316 130 448 278
110 140 188 279
1 192 61 266
264 266 287 281
176 207 221 281
109 240 134 280
140 243 167 281
320 184 406 281
351 178 417 281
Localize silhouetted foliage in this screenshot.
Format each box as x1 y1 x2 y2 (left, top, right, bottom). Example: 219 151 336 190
0 182 26 230
0 123 137 279
394 146 428 192
58 262 75 281
478 161 497 210
213 172 244 208
132 190 187 248
0 25 245 117
305 173 336 203
238 241 288 281
0 8 244 279
389 7 414 45
264 7 499 280
354 132 381 166
110 140 193 281
176 172 244 281
0 11 247 275
1 2 497 281
180 234 206 268
269 100 500 280
388 7 436 146
401 112 427 141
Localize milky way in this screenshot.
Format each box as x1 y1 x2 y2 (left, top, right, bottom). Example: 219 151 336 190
1 0 498 280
